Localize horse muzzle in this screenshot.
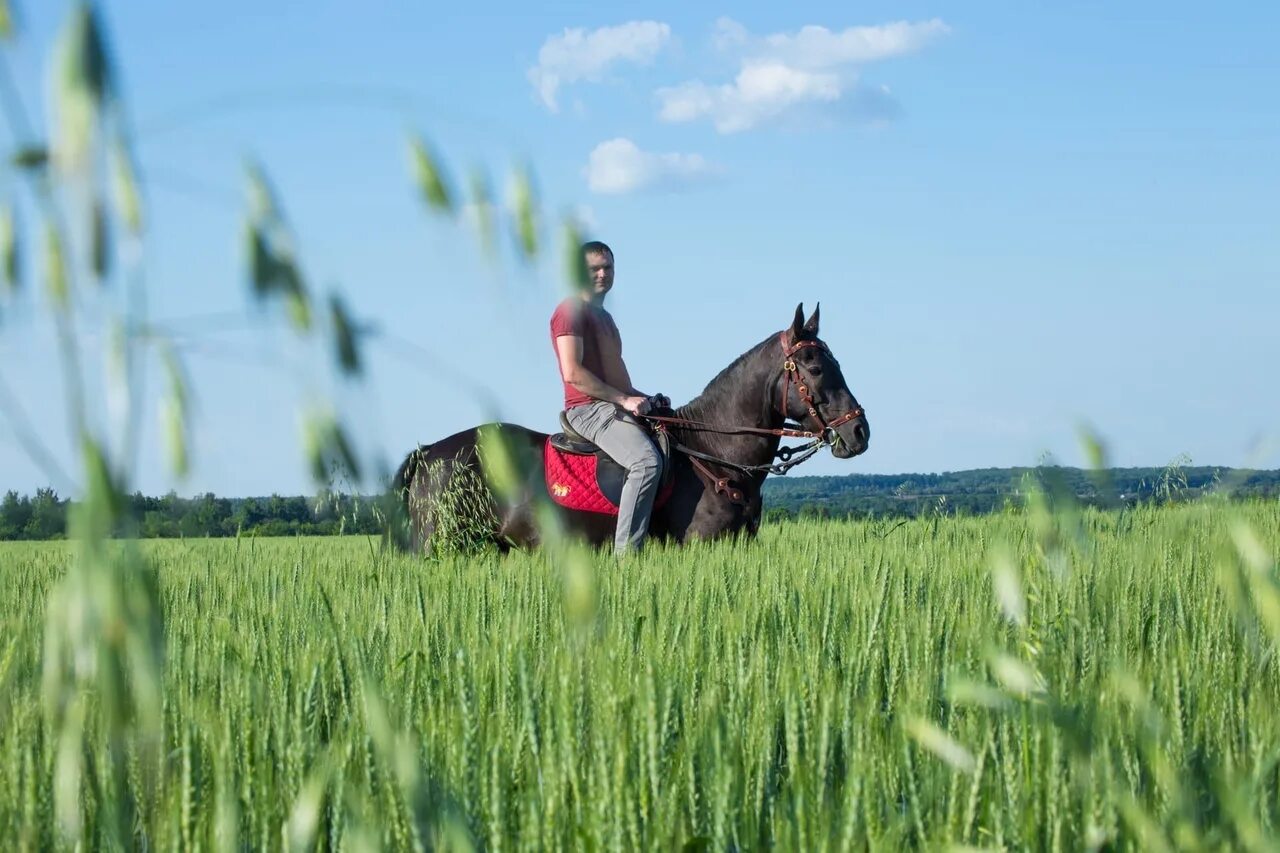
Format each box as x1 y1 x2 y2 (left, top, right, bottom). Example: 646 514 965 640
830 415 870 459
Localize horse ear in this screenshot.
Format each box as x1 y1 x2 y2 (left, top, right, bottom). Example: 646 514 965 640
790 303 805 341
804 303 820 335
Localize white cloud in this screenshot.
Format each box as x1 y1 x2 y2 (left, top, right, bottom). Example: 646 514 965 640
711 17 749 52
658 62 841 134
758 19 950 69
583 138 720 195
660 18 948 133
528 21 672 112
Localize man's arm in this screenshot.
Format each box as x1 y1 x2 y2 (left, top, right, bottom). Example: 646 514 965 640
555 335 649 414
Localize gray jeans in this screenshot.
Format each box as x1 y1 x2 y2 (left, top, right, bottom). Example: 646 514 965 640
565 400 663 555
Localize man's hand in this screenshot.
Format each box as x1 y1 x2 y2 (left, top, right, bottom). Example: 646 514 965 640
619 395 651 416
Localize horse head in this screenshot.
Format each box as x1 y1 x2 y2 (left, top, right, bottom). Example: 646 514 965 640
780 303 870 459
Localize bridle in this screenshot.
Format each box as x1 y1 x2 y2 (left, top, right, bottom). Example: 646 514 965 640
779 333 863 441
641 331 865 502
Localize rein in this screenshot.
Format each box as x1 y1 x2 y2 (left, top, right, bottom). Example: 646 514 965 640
640 332 865 500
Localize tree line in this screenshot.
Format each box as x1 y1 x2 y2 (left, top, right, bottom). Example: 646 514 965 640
759 465 1280 521
0 490 383 540
2 465 1277 540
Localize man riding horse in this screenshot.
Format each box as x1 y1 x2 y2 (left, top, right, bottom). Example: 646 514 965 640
391 243 870 555
551 241 664 555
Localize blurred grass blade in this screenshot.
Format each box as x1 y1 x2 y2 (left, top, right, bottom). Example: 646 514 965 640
284 280 311 332
160 343 191 479
1231 521 1275 575
468 168 497 259
0 202 18 293
110 136 144 234
1078 424 1116 504
107 316 127 410
409 135 455 215
990 547 1025 628
245 161 280 224
329 293 361 376
946 677 1012 710
561 216 589 295
0 0 15 41
1079 424 1107 470
330 421 361 483
1231 521 1280 645
303 411 362 485
510 163 539 261
61 3 113 102
242 163 312 332
476 423 528 502
287 751 333 853
303 412 330 484
10 146 48 171
905 716 976 774
53 695 86 842
51 3 114 172
561 546 597 627
1117 795 1173 853
43 222 68 310
989 652 1043 698
245 222 276 299
91 196 109 280
75 434 123 541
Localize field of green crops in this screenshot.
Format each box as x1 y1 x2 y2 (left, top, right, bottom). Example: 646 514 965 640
2 501 1279 850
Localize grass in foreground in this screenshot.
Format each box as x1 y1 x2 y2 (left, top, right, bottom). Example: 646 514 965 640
1 501 1279 850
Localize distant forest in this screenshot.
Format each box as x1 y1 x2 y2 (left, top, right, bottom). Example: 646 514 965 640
0 491 385 541
758 465 1279 521
1 466 1277 540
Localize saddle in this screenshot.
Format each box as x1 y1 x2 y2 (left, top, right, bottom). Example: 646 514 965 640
549 412 599 455
545 407 675 513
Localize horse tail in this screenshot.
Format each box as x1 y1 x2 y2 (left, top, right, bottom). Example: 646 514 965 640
393 444 431 496
387 444 432 550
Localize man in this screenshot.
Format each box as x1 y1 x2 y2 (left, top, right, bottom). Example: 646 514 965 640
551 241 663 555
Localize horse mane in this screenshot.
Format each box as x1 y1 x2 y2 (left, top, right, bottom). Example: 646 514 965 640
676 331 780 425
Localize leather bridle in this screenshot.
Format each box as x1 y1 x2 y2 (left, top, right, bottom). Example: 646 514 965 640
779 333 863 442
640 332 865 502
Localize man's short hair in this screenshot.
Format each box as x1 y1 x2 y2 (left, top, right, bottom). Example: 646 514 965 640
581 240 613 258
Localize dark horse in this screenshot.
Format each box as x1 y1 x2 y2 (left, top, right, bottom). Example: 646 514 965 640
391 304 869 552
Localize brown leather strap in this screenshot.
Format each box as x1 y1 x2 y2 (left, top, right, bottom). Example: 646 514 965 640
778 332 862 434
688 455 745 505
644 413 822 440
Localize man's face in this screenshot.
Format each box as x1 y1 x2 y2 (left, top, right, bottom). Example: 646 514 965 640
585 251 614 297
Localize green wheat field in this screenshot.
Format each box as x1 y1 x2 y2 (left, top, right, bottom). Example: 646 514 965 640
2 501 1279 850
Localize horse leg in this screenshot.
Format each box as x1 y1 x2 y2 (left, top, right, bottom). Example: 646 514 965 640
677 486 758 543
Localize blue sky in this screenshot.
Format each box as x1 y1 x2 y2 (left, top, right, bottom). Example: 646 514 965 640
1 1 1278 497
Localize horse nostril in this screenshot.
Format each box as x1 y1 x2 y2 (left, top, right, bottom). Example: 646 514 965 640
855 423 869 444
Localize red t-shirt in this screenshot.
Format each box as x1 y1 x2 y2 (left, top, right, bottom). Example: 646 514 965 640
550 298 624 409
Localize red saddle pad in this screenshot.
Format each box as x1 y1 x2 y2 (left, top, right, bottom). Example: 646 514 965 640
544 439 672 515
